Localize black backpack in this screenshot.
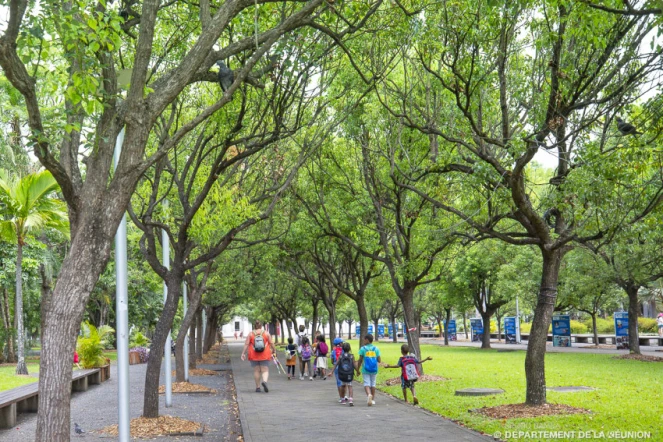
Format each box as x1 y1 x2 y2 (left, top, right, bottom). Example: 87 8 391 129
253 331 265 352
338 353 354 382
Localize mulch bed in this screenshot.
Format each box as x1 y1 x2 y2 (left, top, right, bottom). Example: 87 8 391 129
171 368 218 376
613 354 663 362
472 403 590 419
384 374 448 386
158 382 216 394
98 416 204 438
578 344 617 349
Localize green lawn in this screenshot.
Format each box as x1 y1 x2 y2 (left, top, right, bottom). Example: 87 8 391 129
346 340 661 441
0 364 39 391
103 350 117 362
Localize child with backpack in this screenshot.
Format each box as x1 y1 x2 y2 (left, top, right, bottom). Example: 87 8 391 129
385 344 432 405
299 336 314 380
356 334 381 406
330 342 355 406
285 337 298 380
314 335 328 380
331 338 345 402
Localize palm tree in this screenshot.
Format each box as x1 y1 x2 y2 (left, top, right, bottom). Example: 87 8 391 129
0 169 68 375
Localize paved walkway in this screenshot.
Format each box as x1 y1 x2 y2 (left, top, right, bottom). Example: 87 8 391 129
0 354 238 441
229 343 490 442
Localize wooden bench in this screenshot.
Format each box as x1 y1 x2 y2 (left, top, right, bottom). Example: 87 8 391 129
0 368 100 429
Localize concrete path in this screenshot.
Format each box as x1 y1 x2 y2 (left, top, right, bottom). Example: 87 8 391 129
229 343 490 442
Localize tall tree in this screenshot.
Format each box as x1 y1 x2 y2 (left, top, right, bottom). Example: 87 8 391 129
0 170 68 374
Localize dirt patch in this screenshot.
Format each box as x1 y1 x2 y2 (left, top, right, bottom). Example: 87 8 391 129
171 368 218 376
158 382 216 394
472 403 590 419
613 354 663 362
98 415 204 438
578 344 616 349
384 374 448 386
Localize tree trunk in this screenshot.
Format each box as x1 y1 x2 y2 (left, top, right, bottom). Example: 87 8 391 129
327 308 337 343
1 287 15 362
346 320 353 339
196 307 203 359
497 314 502 343
400 286 421 362
337 320 343 337
143 276 182 418
175 289 202 382
15 241 27 375
462 311 468 339
444 308 451 346
203 307 218 353
591 313 598 346
480 313 492 349
373 319 379 341
524 249 563 405
311 301 319 340
188 320 196 369
356 297 369 341
625 283 640 354
391 316 397 343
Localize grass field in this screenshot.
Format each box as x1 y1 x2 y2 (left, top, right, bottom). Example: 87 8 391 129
345 340 661 441
0 364 39 391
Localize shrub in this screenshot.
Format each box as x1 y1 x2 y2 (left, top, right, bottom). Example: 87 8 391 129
638 317 658 334
570 320 588 334
129 346 149 363
129 330 151 348
77 322 115 368
583 317 614 334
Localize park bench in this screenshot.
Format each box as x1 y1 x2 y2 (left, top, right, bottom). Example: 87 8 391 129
0 368 100 429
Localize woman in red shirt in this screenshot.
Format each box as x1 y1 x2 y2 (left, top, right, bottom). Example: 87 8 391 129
241 320 276 392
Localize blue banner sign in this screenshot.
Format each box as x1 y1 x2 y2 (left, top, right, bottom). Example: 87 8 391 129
355 325 360 336
614 312 629 350
552 314 571 347
446 319 457 341
504 317 517 344
388 323 393 336
470 318 483 342
368 324 374 334
378 324 385 338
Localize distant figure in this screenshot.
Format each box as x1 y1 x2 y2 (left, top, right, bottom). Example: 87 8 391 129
314 334 328 379
299 336 313 380
234 331 238 340
241 320 276 393
657 313 663 337
296 325 308 379
312 330 322 378
240 331 243 338
73 351 81 369
384 344 432 405
285 337 297 380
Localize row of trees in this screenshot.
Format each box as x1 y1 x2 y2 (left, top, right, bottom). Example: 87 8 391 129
1 0 663 440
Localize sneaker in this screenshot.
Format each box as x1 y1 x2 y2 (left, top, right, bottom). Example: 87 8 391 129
323 376 327 380
367 394 373 406
348 398 354 406
288 376 291 380
371 400 376 405
299 376 304 380
339 398 347 404
262 382 269 393
309 377 313 381
413 396 419 405
255 388 261 393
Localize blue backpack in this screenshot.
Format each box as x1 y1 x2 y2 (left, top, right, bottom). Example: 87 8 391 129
362 345 378 373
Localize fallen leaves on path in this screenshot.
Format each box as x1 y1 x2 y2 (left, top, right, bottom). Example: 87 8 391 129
98 416 204 438
383 374 448 386
613 354 663 362
158 382 216 394
472 403 589 419
170 368 218 376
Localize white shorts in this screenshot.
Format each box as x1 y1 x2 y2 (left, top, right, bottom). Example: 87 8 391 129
363 372 377 387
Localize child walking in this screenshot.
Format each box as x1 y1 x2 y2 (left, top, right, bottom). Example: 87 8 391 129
314 335 328 380
356 334 381 406
331 338 345 402
285 337 297 380
385 344 432 405
330 342 356 406
299 336 314 380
